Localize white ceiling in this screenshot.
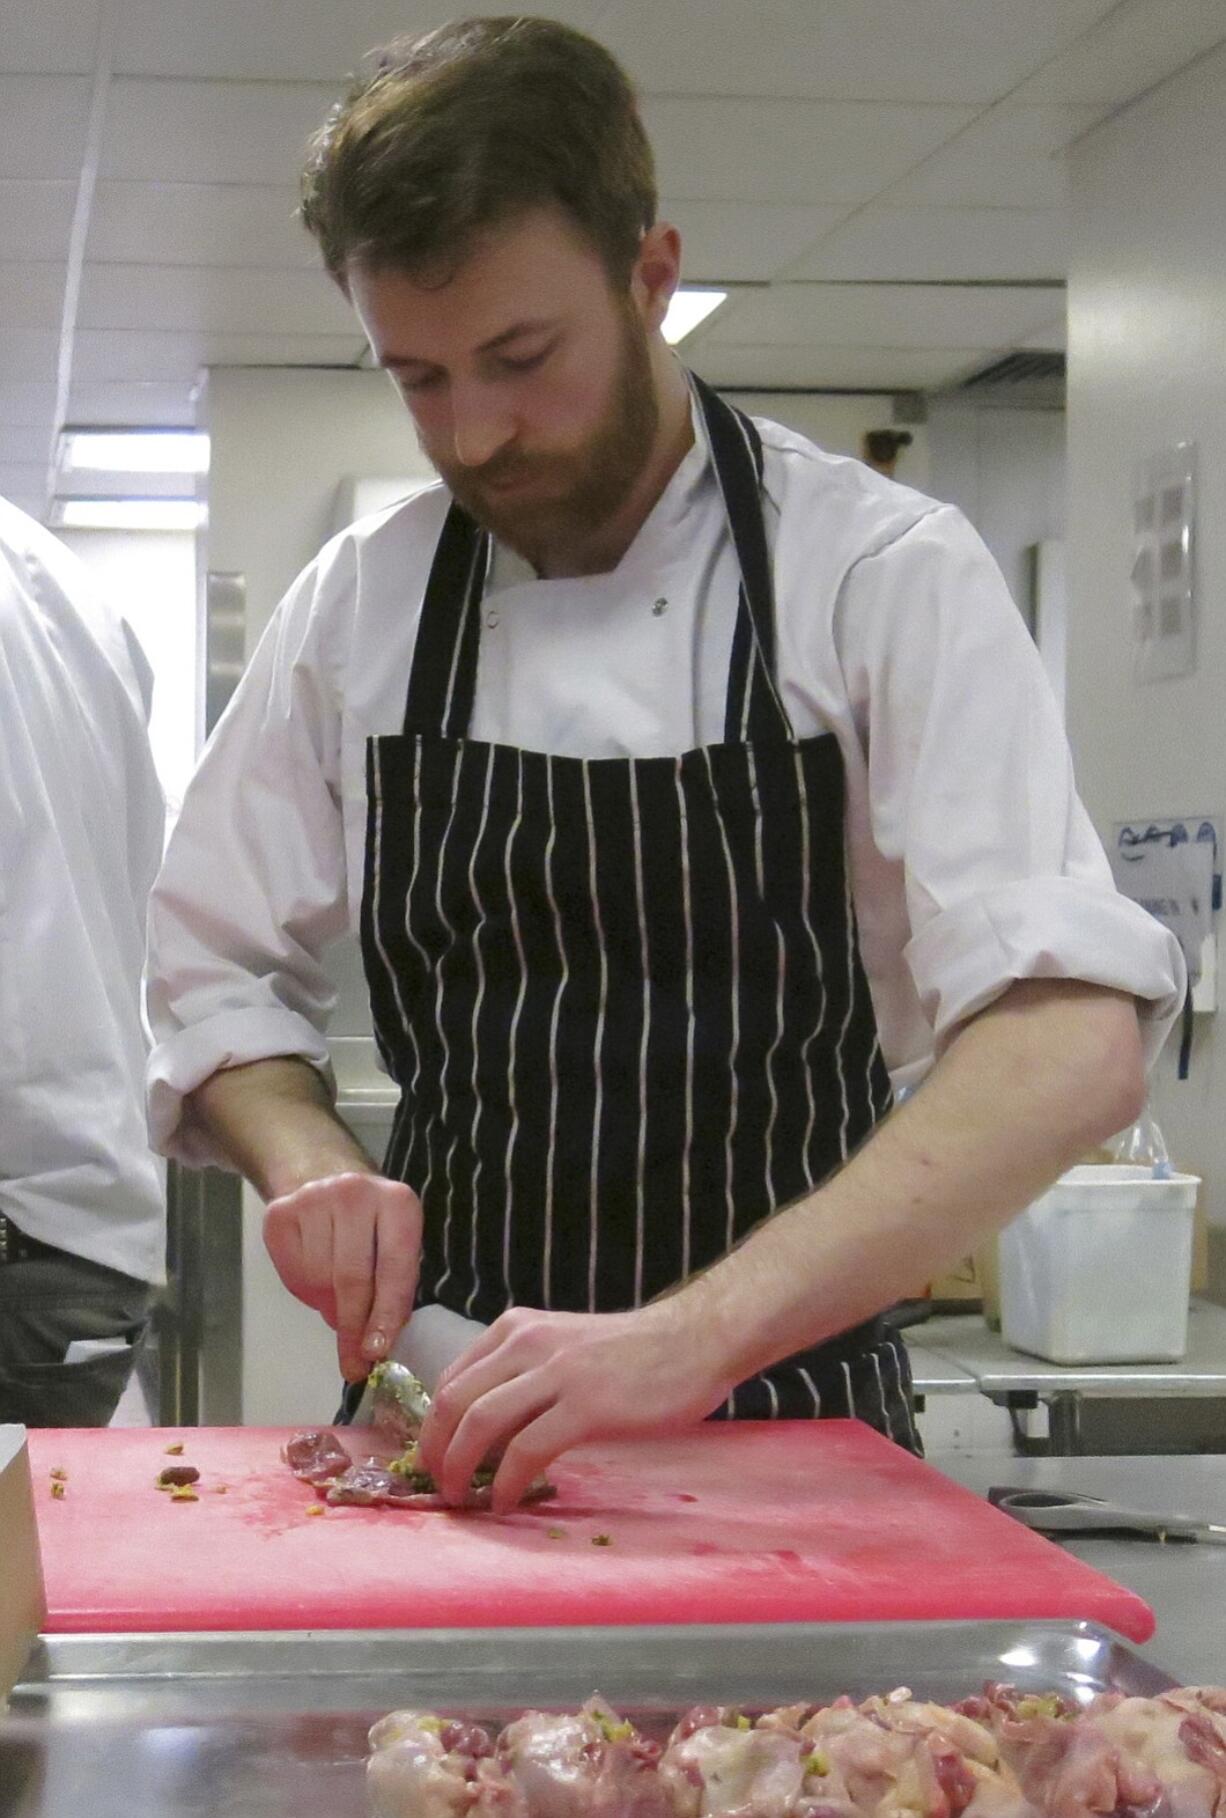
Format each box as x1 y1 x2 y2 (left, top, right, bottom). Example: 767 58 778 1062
1 0 1224 520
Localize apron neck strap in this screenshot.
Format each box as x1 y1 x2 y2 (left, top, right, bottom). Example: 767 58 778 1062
687 372 792 744
402 373 793 743
402 502 490 739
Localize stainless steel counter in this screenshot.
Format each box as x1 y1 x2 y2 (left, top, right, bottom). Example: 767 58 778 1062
941 1452 1226 1685
917 1301 1226 1451
922 1301 1226 1398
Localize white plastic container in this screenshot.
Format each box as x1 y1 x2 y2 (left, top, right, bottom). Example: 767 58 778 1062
998 1164 1199 1365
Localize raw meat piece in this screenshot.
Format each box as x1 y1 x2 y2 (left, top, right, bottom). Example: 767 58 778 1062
282 1429 353 1486
368 1711 524 1818
661 1713 809 1818
497 1700 672 1818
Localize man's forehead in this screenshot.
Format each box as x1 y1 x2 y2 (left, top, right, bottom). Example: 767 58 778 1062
349 232 611 366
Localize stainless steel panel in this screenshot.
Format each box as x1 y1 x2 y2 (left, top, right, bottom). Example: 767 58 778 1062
0 1621 1177 1817
203 570 247 735
151 1163 243 1426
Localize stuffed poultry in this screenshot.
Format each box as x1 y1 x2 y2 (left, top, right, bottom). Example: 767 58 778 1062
282 1362 555 1510
366 1684 1226 1818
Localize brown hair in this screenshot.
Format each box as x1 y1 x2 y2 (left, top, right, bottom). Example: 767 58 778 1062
300 16 657 288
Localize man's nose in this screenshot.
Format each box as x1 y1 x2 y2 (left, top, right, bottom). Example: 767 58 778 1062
450 385 516 469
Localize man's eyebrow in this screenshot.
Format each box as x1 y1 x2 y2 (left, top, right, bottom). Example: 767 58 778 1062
380 318 561 369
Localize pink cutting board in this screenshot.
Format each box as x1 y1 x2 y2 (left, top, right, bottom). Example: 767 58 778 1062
27 1422 1154 1639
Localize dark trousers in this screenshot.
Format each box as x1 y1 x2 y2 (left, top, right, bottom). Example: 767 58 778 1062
0 1230 151 1426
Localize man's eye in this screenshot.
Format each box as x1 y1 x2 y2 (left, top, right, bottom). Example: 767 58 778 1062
398 371 444 395
498 347 551 375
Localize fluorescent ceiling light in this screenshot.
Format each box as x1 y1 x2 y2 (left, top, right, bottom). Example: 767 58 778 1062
54 498 207 531
59 429 210 475
662 288 727 345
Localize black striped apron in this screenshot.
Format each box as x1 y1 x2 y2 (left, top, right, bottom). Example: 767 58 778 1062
359 374 919 1449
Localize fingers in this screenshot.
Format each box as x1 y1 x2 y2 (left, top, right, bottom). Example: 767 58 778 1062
418 1314 527 1479
363 1191 423 1365
262 1174 423 1381
490 1404 578 1515
434 1371 556 1505
331 1212 376 1382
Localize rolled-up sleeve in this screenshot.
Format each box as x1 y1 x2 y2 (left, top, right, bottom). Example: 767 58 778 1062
145 540 355 1164
835 505 1185 1064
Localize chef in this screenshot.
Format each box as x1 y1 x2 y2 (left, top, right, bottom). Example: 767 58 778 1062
145 16 1182 1509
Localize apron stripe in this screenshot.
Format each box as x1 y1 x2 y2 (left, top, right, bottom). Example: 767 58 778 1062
581 760 607 1313
745 744 787 1208
835 842 858 1161
628 762 651 1306
499 750 529 1310
541 759 566 1309
702 745 743 1254
797 1365 822 1417
792 747 828 1190
673 759 697 1282
417 742 465 1224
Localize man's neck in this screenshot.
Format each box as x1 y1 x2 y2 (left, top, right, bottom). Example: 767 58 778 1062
535 352 695 580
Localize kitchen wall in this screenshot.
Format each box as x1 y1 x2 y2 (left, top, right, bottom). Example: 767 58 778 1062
202 366 436 654
728 390 930 491
1064 41 1226 1270
925 401 1065 612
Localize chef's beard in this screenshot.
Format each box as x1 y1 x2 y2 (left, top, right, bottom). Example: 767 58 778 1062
431 302 660 567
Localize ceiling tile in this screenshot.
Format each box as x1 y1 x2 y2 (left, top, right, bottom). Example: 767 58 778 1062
704 282 1066 350
687 344 990 390
0 77 91 180
661 197 851 283
643 96 977 206
0 332 61 382
0 181 78 259
0 0 103 73
0 425 54 464
1018 0 1226 104
0 264 68 330
100 78 339 186
111 0 610 81
885 104 1103 209
71 329 364 382
0 382 58 427
790 207 1071 282
78 263 355 336
88 181 316 268
66 380 201 426
604 0 1117 103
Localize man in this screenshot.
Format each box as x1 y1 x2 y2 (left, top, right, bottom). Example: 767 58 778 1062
145 18 1182 1507
1 498 166 1426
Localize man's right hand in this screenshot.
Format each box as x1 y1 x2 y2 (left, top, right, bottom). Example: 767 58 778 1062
263 1173 423 1382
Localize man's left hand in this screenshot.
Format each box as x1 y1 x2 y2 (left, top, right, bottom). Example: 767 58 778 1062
416 1303 734 1513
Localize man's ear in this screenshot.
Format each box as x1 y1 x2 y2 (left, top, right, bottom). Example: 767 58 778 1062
631 222 682 335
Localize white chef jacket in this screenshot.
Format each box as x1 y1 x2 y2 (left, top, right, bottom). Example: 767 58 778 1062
146 406 1184 1167
0 498 167 1283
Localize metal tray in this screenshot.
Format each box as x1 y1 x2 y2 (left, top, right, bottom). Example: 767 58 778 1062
0 1621 1179 1818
